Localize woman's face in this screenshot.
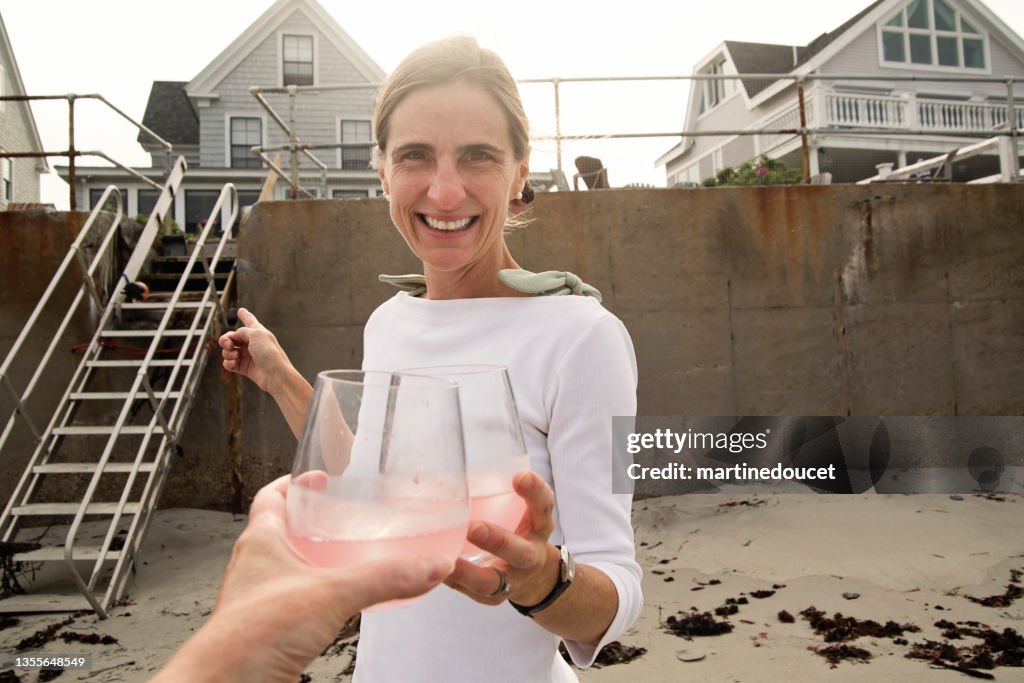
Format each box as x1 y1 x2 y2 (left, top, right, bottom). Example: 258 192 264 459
378 80 529 275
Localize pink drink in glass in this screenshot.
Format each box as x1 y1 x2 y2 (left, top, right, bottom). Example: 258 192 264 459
462 468 528 561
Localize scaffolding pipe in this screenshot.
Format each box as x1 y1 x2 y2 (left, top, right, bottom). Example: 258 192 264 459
553 78 562 174
797 79 810 184
1008 78 1020 182
68 96 76 210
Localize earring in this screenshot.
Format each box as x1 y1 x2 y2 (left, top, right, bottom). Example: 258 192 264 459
514 191 523 201
383 192 391 201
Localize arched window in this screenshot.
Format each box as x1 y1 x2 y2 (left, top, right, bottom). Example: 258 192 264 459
879 0 987 70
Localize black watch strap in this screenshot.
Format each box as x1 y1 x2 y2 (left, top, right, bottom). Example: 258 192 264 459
510 545 575 618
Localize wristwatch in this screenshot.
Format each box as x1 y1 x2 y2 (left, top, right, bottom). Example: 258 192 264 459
510 545 575 617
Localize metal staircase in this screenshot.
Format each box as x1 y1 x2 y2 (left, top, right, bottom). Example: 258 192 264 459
0 157 238 617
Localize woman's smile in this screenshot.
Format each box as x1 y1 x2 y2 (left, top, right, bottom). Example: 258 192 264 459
419 214 479 233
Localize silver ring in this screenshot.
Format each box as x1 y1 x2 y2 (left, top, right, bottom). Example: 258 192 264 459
488 568 511 598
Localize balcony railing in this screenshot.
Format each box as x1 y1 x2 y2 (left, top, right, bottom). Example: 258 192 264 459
758 86 1024 154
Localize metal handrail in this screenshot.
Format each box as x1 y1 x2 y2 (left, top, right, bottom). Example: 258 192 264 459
0 93 173 208
244 72 1020 192
0 186 123 455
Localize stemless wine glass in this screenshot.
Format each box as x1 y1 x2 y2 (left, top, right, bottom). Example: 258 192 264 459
286 370 469 605
401 365 529 562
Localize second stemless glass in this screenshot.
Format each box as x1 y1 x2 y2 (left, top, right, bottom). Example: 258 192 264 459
286 370 469 603
401 365 529 562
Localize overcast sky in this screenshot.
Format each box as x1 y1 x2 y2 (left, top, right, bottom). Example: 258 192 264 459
4 0 1024 207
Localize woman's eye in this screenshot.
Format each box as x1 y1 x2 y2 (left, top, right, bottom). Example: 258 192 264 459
467 151 491 162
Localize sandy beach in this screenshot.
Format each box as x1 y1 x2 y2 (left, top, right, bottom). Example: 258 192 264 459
1 492 1022 682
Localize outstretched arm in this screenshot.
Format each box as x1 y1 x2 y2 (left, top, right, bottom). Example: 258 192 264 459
150 476 453 683
218 307 313 438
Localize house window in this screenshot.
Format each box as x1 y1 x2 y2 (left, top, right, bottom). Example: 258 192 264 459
339 120 373 170
699 57 730 114
881 0 986 69
138 189 160 217
332 189 368 199
230 117 262 169
283 35 314 86
185 189 221 233
1 158 12 202
89 187 128 212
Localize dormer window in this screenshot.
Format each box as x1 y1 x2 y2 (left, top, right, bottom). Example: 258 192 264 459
283 34 314 86
880 0 986 69
699 56 732 114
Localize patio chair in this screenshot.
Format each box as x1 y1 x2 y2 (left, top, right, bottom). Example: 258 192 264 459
573 156 609 190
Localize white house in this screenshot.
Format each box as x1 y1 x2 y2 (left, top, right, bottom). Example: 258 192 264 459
0 11 47 207
657 0 1024 184
59 0 386 229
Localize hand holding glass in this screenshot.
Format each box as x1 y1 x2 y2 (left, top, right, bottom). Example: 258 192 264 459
401 365 528 561
286 370 468 605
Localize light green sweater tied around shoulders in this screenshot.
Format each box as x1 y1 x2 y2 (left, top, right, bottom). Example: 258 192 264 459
377 269 602 302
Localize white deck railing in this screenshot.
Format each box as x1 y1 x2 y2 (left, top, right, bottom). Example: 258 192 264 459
756 86 1024 153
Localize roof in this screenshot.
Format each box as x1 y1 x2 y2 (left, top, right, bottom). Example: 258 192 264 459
0 12 48 171
725 0 884 99
137 81 199 147
796 0 886 66
186 0 385 96
724 42 807 98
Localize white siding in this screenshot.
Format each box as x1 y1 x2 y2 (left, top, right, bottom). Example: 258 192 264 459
0 44 41 203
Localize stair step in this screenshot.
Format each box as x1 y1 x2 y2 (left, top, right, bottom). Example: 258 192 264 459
100 329 204 338
51 425 165 436
146 292 217 301
0 593 99 613
153 254 236 262
13 546 124 562
70 391 182 400
33 462 156 474
86 359 194 368
12 502 141 516
145 273 229 281
121 301 211 310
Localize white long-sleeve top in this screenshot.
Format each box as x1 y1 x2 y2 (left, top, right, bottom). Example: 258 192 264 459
354 291 642 683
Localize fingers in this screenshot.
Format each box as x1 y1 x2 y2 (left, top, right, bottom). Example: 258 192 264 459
513 470 555 538
465 522 545 569
444 559 509 606
236 307 262 329
334 555 454 612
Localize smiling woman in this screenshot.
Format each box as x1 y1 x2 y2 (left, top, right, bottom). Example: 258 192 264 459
377 80 530 297
219 35 642 683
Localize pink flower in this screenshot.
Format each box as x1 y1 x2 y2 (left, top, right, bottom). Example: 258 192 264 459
756 166 768 177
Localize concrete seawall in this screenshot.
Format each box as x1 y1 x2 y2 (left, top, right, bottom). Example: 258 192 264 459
2 185 1021 508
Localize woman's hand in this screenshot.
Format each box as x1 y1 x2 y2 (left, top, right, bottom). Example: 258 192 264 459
219 308 313 439
219 308 292 394
444 471 562 607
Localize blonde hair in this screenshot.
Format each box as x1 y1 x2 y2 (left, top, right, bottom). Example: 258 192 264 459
374 36 530 164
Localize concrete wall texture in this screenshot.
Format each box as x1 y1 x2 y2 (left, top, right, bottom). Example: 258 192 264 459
1 185 1021 510
0 210 116 505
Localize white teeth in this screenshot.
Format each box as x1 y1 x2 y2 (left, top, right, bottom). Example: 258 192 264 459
424 216 473 231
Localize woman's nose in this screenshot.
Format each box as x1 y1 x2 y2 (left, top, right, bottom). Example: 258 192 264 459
427 160 467 209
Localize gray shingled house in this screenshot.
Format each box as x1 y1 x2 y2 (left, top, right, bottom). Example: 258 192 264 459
657 0 1024 184
57 0 385 229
